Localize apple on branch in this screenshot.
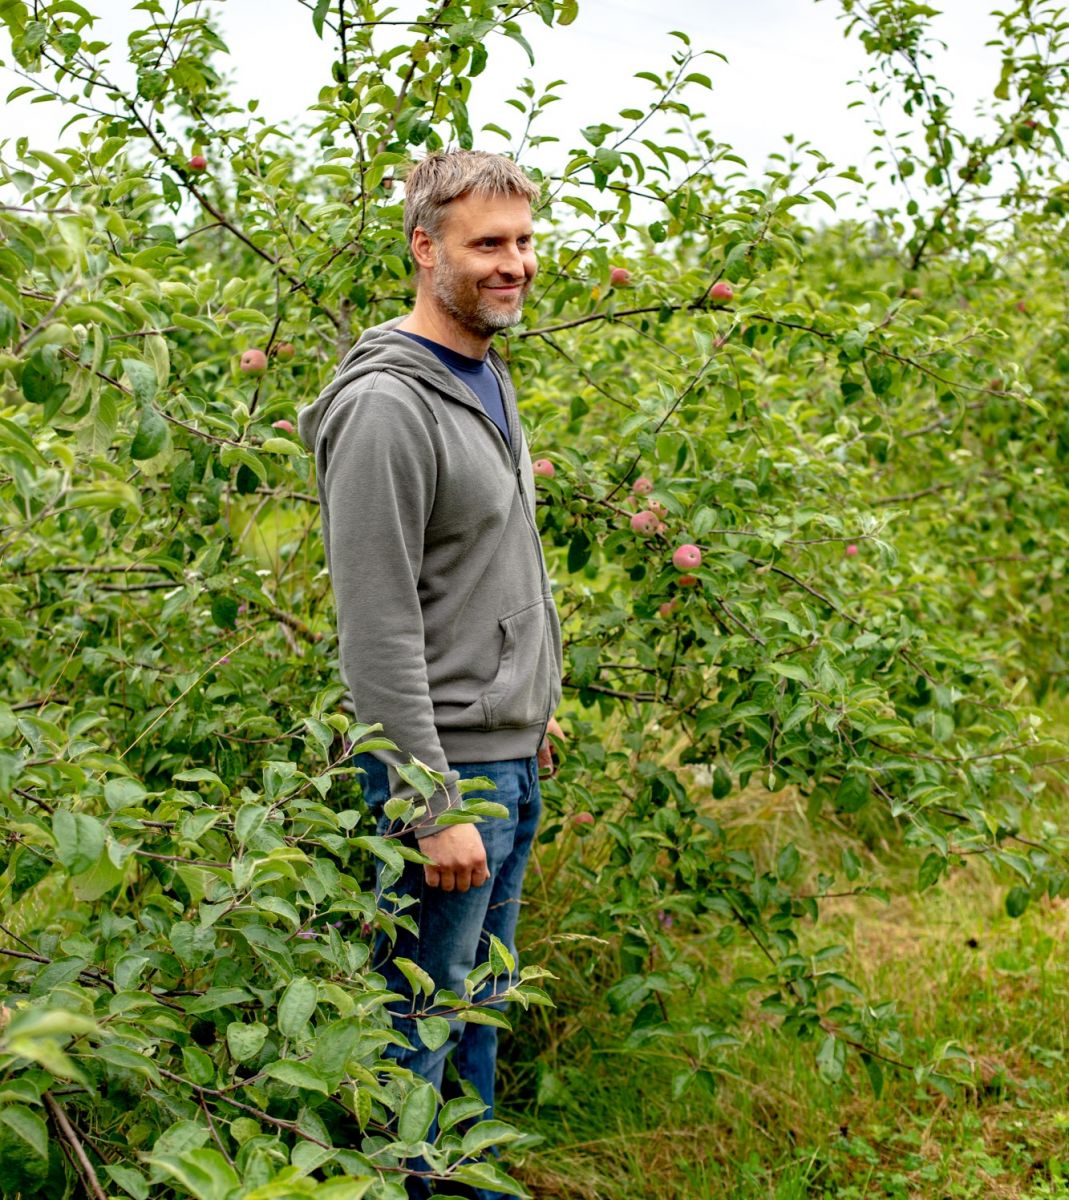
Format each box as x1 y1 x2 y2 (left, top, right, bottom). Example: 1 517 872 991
672 544 702 571
240 349 268 376
631 510 660 536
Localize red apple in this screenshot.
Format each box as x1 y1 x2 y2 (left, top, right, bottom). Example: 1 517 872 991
187 154 207 172
571 812 595 828
610 266 632 286
845 543 859 557
631 510 659 536
532 459 555 479
677 574 700 588
672 543 702 571
240 349 268 376
632 476 654 496
272 419 295 434
658 600 677 618
708 281 734 303
273 342 295 360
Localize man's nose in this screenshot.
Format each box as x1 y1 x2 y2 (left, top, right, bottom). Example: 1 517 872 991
498 243 531 279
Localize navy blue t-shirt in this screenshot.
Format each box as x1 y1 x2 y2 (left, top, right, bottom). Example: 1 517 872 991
398 330 511 448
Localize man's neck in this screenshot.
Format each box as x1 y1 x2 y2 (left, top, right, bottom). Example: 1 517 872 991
397 293 492 360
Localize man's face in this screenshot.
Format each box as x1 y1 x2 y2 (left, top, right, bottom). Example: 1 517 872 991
424 191 537 340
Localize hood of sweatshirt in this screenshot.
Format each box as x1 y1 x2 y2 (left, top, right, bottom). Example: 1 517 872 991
298 316 503 452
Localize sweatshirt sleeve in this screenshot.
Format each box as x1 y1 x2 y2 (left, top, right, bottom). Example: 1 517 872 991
317 377 460 838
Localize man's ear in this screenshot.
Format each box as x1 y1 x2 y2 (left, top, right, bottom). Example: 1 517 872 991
410 227 437 272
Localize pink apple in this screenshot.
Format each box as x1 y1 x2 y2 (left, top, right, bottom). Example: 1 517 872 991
240 349 268 376
658 600 677 618
655 521 667 534
187 154 207 172
648 499 667 518
632 476 654 496
845 543 859 557
610 267 632 286
708 281 734 303
631 510 659 536
532 458 555 478
571 811 595 828
672 543 702 571
273 342 295 361
271 419 295 434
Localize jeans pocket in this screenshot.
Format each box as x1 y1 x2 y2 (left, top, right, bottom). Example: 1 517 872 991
353 752 390 812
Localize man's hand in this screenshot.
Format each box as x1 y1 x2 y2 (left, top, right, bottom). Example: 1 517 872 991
420 823 489 892
538 716 565 778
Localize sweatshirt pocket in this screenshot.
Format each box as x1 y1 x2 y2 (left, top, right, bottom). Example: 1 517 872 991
481 599 553 730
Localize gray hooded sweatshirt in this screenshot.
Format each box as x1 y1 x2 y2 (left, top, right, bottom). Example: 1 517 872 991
298 317 563 836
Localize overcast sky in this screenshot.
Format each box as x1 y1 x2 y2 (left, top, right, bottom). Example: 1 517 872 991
1 0 1008 217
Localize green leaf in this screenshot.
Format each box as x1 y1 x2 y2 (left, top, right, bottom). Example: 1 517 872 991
439 1095 488 1132
460 1119 521 1156
277 976 317 1038
488 934 515 977
130 405 168 460
234 803 267 844
312 0 331 38
121 357 158 405
860 1052 884 1098
834 773 870 814
417 1015 451 1051
0 1105 48 1158
263 1059 329 1094
398 1081 436 1144
147 1148 240 1200
226 1021 269 1062
210 595 238 630
52 809 105 875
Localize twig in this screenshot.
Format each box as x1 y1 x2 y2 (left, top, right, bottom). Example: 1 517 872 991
43 1093 108 1200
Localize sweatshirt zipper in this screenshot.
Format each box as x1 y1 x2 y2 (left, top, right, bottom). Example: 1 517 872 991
490 357 556 751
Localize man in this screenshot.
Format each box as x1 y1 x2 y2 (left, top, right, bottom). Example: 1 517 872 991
298 150 563 1197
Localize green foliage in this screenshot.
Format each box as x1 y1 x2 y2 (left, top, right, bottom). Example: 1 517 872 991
0 0 1067 1194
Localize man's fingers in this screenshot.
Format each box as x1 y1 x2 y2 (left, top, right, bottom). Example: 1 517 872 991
424 864 440 889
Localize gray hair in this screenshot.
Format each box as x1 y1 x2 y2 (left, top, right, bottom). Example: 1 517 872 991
402 150 541 245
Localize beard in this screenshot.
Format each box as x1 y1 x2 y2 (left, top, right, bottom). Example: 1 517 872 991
430 251 530 339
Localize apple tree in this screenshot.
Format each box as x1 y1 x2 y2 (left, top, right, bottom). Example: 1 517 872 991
0 0 1067 1194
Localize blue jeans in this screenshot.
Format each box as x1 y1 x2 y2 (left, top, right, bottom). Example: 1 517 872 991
356 753 542 1200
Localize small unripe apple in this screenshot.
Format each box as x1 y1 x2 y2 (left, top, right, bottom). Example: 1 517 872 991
845 543 859 557
571 811 595 828
655 521 667 534
658 600 677 618
240 349 268 376
532 458 555 478
272 419 295 434
631 510 659 536
273 342 295 360
1015 300 1028 313
632 476 654 496
708 281 734 303
676 574 700 588
672 543 702 571
188 154 207 172
610 266 632 286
